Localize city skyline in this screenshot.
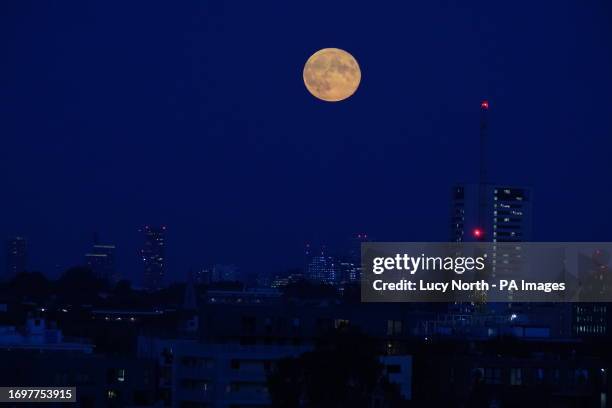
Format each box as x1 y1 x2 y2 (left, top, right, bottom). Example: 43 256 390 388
2 2 612 407
0 88 606 283
2 1 612 283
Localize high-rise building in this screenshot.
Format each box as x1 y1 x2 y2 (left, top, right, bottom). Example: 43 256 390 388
450 184 534 313
344 233 370 283
451 184 532 244
85 234 118 283
452 184 533 284
449 102 533 314
5 237 27 280
306 246 338 285
348 233 370 262
141 226 166 291
571 249 612 338
304 235 370 286
451 101 533 276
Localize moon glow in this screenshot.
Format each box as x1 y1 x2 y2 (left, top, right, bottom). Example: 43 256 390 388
303 48 361 102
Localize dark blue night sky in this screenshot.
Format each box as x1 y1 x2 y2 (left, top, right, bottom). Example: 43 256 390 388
1 1 611 282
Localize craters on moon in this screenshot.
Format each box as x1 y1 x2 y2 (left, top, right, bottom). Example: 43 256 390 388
303 48 361 102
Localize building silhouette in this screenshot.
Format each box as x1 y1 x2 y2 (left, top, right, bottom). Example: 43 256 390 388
306 247 337 285
140 226 166 291
344 233 370 283
303 235 370 287
5 237 27 280
451 102 533 283
85 234 118 283
450 101 534 314
451 102 533 246
451 184 532 244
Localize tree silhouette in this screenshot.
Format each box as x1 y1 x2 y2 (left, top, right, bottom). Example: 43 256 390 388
268 329 404 408
56 266 106 303
9 271 50 301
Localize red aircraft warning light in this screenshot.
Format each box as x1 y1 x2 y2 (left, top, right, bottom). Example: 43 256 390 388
481 100 489 110
472 228 484 239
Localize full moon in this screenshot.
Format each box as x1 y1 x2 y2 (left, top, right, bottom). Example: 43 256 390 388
303 48 361 102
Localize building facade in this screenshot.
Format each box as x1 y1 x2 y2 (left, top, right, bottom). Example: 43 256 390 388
85 243 118 283
451 184 533 285
451 184 532 244
141 226 166 291
306 253 338 285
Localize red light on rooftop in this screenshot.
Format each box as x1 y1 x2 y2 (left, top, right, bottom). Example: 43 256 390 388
472 228 483 239
481 100 489 110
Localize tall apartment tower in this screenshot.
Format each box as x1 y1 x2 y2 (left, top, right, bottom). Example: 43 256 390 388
306 245 338 285
85 233 118 283
451 184 532 244
343 233 370 284
6 237 27 280
450 102 572 331
451 101 533 246
141 226 166 291
450 102 533 316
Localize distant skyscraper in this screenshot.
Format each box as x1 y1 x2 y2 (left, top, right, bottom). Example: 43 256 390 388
337 259 359 285
451 184 532 244
348 233 370 261
346 233 370 283
141 226 166 291
451 184 532 280
449 102 533 315
306 246 338 285
85 234 118 283
451 101 533 276
5 237 27 280
304 236 369 286
572 250 611 338
304 242 313 274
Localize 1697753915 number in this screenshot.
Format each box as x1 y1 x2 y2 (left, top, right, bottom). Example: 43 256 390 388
0 387 76 403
